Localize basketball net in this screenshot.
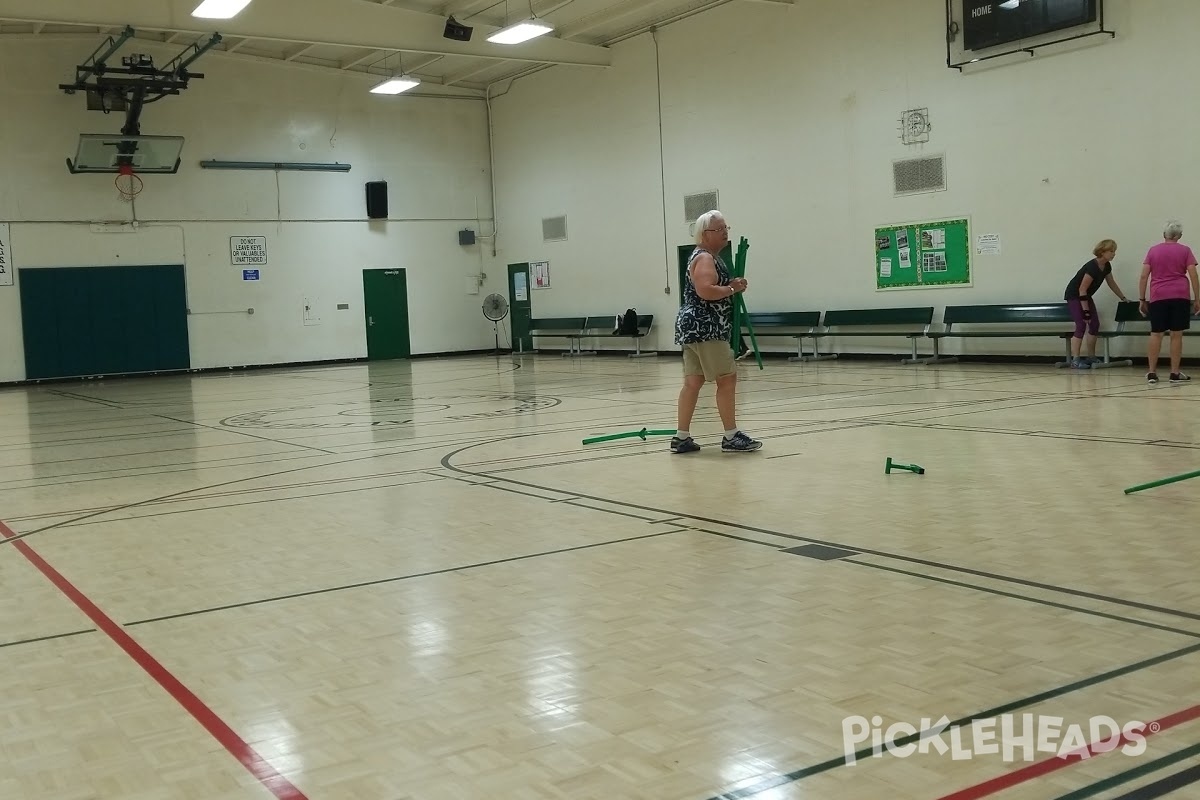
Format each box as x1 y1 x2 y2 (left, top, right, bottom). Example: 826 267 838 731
115 163 144 202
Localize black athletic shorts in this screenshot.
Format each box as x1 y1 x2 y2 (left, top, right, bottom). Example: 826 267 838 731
1148 298 1193 333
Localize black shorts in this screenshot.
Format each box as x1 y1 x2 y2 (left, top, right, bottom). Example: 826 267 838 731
1149 299 1193 333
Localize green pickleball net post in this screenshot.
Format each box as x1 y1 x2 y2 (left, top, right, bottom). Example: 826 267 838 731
885 457 925 475
1124 468 1200 495
730 237 763 370
582 427 677 445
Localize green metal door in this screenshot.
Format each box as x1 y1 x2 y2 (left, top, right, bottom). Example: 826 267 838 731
507 263 532 353
362 268 411 360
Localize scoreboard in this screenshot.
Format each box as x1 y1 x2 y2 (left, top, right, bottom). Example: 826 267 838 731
962 0 1099 51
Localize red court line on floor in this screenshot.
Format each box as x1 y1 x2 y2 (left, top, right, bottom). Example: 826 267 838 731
935 703 1200 800
0 520 309 800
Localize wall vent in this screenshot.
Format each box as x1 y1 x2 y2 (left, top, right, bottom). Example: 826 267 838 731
684 190 719 221
542 215 567 242
893 155 946 195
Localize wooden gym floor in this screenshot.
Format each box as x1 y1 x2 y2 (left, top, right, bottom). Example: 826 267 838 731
1 354 1199 800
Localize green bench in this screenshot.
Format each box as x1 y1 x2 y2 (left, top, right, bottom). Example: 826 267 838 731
1090 300 1200 368
529 316 587 356
739 311 822 361
811 307 936 364
582 314 656 358
922 303 1075 365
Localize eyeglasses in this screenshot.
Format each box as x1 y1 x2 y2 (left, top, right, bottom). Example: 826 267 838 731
705 225 731 233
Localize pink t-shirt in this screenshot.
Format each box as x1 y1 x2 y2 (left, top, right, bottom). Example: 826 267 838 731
1145 241 1197 302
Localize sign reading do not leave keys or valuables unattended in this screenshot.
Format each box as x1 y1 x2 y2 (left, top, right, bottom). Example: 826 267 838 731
230 236 267 266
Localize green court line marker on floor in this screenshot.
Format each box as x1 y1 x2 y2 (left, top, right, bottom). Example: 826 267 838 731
582 427 677 445
1124 468 1200 495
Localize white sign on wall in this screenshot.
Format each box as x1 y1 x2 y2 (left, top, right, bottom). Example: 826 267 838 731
976 233 1001 255
531 260 551 289
231 236 267 266
0 223 11 286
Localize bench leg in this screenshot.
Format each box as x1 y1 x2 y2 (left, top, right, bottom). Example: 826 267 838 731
1091 336 1132 369
900 336 922 365
797 335 836 362
628 335 655 358
915 337 957 365
1054 337 1073 368
561 336 586 357
562 335 596 357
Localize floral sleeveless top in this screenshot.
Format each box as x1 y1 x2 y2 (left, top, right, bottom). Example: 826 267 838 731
674 247 733 345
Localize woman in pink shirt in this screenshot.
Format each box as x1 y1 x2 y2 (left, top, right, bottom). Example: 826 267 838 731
1138 220 1200 384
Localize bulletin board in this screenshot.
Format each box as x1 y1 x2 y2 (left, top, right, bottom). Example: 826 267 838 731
875 217 971 290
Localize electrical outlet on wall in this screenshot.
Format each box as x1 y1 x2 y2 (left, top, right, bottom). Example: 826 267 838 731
303 296 321 326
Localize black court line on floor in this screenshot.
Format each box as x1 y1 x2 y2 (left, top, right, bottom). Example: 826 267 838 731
439 436 1200 625
152 412 338 455
0 451 325 496
0 436 509 545
462 477 1198 639
0 628 96 649
0 438 310 470
0 449 315 491
845 559 1200 639
691 527 787 548
121 528 689 627
701 640 1200 800
1054 742 1200 800
50 475 449 530
1107 762 1200 799
5 462 444 523
561 501 663 521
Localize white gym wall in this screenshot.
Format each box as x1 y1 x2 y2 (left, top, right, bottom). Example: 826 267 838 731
486 0 1199 358
0 39 494 383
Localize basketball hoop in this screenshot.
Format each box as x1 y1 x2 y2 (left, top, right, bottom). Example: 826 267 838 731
115 162 143 201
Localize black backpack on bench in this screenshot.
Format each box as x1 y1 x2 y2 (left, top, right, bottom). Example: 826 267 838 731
614 308 639 336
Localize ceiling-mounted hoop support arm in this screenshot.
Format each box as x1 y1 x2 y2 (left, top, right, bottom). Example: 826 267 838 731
163 32 223 82
58 28 221 148
60 25 135 88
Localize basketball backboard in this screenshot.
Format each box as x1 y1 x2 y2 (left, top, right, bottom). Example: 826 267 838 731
66 133 184 174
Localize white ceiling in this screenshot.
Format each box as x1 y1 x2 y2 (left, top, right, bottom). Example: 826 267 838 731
0 0 795 97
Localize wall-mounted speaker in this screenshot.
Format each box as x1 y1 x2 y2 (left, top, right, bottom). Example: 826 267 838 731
365 181 388 219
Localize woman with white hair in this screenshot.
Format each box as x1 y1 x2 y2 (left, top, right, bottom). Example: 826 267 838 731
671 210 762 453
1138 219 1200 384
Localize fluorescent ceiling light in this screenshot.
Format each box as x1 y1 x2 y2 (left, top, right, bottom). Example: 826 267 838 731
370 77 420 95
487 20 553 45
192 0 253 19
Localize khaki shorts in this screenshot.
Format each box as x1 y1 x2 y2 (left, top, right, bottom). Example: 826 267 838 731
682 339 736 381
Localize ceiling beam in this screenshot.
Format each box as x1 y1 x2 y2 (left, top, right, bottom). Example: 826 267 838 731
0 0 611 67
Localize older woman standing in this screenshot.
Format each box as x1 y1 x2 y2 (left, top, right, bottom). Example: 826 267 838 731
1064 239 1129 369
1139 220 1200 384
671 210 762 453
